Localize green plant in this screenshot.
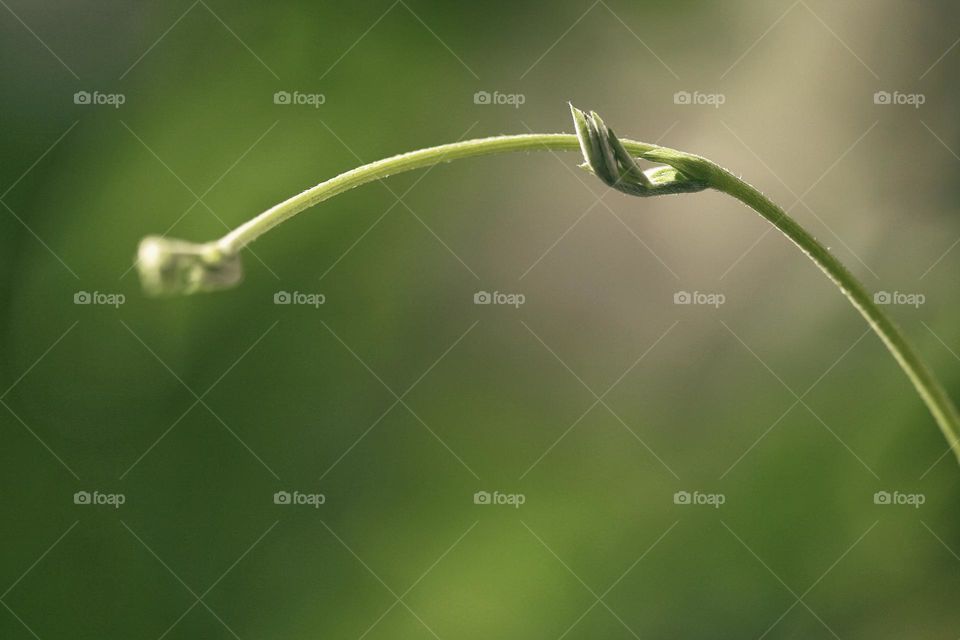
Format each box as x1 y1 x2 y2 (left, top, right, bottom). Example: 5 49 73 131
136 104 960 463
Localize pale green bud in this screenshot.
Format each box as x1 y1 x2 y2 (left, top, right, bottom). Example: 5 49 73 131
136 236 242 296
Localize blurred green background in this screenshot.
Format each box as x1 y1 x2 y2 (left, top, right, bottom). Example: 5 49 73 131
3 0 960 637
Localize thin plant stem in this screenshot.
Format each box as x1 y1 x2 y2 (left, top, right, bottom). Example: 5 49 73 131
217 134 655 252
136 108 960 464
711 167 960 464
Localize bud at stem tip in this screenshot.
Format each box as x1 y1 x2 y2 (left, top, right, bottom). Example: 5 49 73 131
136 236 243 296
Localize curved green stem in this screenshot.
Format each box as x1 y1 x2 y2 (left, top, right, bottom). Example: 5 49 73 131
135 111 960 464
220 134 631 252
709 161 960 464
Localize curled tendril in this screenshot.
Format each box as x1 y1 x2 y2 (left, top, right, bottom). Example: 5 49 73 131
569 104 710 197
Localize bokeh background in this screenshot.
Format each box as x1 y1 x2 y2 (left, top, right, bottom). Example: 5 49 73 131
2 0 960 637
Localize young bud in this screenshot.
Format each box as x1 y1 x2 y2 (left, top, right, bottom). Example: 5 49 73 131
569 104 708 197
136 236 242 296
